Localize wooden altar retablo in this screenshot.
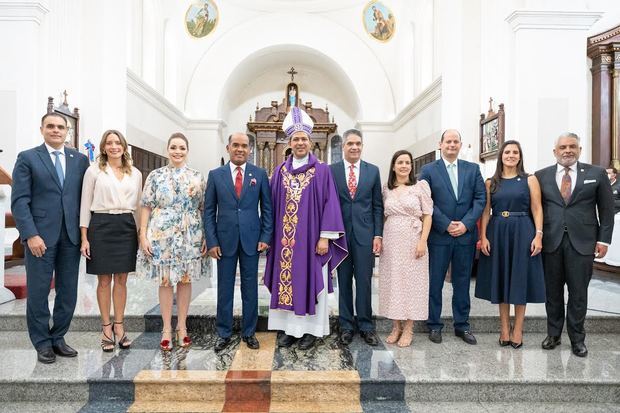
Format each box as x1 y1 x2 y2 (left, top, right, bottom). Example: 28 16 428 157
247 68 337 176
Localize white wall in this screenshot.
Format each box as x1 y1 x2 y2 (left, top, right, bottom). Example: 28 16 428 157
0 0 128 173
0 0 48 172
358 77 443 179
126 70 225 174
430 0 612 177
4 0 620 181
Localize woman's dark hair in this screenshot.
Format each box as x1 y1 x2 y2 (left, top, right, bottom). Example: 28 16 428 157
489 140 527 193
387 150 417 190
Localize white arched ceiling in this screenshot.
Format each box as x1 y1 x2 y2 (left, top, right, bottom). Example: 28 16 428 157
183 12 396 120
224 0 364 13
219 45 360 122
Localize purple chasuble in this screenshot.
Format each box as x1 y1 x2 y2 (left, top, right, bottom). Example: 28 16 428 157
264 154 348 316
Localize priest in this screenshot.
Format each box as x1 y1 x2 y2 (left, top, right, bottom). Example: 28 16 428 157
265 107 348 350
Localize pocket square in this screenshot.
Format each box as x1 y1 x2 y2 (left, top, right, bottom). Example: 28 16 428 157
584 179 596 184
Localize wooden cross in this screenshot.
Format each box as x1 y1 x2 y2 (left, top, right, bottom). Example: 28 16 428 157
487 97 495 117
287 67 298 82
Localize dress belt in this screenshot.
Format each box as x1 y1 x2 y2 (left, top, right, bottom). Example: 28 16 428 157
93 209 134 215
492 211 529 217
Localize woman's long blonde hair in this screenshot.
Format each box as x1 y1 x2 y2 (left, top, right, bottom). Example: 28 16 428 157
97 129 133 175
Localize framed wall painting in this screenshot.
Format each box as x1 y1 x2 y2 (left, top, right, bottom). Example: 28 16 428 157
479 102 505 162
185 0 219 39
363 1 395 42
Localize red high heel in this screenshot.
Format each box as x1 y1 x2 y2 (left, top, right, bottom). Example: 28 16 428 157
160 330 173 351
176 329 192 348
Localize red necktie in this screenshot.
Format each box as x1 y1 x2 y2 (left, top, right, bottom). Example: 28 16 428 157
348 164 357 198
560 167 571 204
235 166 243 198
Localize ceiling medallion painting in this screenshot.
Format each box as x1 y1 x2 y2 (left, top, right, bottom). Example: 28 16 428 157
185 0 219 39
363 1 395 42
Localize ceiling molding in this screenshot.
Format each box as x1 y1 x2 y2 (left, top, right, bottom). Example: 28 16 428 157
505 10 603 32
127 69 226 131
357 76 441 133
0 0 50 25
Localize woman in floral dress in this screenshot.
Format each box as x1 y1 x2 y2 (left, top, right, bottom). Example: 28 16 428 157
136 133 209 351
379 150 433 347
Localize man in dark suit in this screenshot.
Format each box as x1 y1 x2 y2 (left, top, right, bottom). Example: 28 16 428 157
419 129 486 345
11 113 90 363
607 167 620 214
536 132 614 357
204 132 273 352
330 129 383 346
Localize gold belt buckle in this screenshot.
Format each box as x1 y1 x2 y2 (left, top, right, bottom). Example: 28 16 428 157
501 211 510 218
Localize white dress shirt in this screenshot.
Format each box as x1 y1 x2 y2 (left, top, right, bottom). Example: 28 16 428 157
230 162 246 184
80 164 143 227
45 143 65 175
555 163 577 193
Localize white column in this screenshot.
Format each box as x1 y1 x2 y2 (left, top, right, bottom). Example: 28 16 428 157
0 186 16 304
505 10 603 170
0 0 49 302
79 0 127 141
186 120 227 175
0 0 50 170
434 0 482 150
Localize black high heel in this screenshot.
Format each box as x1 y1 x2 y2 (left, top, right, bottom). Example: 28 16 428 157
510 326 522 349
100 323 115 352
113 320 132 350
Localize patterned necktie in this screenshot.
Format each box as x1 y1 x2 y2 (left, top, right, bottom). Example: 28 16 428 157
560 166 572 204
447 163 458 199
53 151 64 188
347 164 357 198
235 166 243 198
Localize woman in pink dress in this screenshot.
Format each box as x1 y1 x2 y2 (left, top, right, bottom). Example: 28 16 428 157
379 150 433 347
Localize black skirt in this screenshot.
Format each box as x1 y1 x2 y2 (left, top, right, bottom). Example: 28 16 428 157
86 213 138 275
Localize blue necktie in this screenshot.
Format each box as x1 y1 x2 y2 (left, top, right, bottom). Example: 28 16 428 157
53 151 64 188
447 163 458 199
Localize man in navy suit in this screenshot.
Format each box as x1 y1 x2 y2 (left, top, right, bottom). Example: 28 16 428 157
11 113 90 363
330 129 383 346
204 132 273 352
419 129 486 345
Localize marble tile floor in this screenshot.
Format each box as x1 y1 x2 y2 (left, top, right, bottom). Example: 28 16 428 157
1 402 620 413
2 260 619 411
1 327 619 412
3 401 620 413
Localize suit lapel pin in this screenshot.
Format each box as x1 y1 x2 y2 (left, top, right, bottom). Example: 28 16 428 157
580 169 584 172
70 154 74 157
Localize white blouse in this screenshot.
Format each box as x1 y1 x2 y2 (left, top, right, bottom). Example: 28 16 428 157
80 164 143 228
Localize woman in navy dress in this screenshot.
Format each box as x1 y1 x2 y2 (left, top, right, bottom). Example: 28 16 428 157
475 140 545 348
